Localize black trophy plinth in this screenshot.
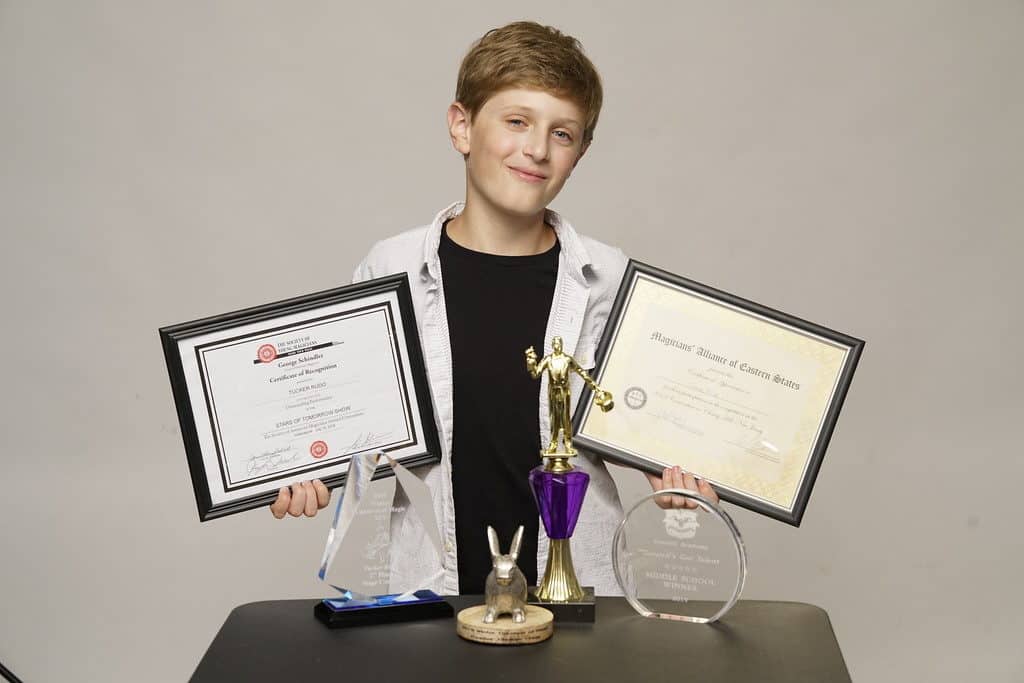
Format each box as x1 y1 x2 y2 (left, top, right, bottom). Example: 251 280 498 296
527 586 596 622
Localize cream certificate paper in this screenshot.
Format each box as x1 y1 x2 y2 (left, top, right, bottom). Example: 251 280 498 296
579 273 853 514
175 290 422 507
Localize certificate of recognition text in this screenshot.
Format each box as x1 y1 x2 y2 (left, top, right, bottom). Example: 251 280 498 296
163 278 437 519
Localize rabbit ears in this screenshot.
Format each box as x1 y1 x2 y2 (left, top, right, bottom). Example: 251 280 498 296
487 525 525 562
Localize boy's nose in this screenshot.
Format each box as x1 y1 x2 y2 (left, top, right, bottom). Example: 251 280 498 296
523 132 549 161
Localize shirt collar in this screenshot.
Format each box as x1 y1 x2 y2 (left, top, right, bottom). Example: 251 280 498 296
421 201 592 285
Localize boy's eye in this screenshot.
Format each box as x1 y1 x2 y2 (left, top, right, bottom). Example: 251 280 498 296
508 118 526 127
554 130 573 142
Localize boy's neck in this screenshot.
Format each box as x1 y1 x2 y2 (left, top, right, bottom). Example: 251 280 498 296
446 197 557 256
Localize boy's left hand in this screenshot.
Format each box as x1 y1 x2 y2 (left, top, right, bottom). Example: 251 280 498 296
644 466 719 510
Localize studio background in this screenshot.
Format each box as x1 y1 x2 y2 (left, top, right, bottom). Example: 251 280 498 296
2 2 1021 681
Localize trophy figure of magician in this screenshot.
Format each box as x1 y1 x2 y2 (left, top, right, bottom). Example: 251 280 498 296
525 336 614 604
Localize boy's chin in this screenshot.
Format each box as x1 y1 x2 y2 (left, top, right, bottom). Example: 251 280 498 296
488 192 550 218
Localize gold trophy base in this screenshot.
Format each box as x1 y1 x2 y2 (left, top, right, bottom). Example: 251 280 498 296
534 538 584 602
455 605 554 645
530 540 597 622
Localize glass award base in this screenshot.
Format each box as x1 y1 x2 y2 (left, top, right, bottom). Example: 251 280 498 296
313 589 453 629
527 586 596 622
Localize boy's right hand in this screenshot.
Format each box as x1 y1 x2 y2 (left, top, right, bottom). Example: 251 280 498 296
644 466 719 511
270 479 331 519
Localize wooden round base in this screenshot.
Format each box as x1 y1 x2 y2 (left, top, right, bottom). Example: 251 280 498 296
456 605 554 645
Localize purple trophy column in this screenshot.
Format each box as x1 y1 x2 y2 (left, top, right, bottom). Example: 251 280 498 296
529 466 590 539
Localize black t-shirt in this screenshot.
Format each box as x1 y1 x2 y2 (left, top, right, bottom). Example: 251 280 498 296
440 221 560 594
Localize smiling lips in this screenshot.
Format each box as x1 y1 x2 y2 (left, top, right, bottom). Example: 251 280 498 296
509 166 547 183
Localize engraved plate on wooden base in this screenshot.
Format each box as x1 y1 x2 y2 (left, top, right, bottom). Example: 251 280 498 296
455 605 554 645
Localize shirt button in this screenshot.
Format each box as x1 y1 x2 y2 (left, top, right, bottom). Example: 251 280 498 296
445 541 453 553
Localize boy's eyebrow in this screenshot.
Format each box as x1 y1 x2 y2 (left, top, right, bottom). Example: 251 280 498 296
499 104 581 127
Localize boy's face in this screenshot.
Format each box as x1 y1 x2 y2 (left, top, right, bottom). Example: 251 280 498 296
448 88 589 219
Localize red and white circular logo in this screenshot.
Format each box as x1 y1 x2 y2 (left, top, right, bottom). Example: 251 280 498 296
310 440 328 459
257 344 277 363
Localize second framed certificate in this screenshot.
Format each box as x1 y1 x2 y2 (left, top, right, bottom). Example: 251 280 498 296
574 261 863 526
160 274 440 521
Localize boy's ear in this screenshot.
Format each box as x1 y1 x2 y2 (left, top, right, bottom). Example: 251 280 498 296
448 102 472 157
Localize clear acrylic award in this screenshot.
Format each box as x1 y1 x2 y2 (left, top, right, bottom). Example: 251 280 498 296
613 488 747 624
313 451 453 627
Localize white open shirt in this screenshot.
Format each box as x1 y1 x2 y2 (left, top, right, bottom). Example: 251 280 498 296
352 201 630 595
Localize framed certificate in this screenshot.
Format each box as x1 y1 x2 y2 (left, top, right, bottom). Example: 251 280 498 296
573 261 863 526
160 274 440 521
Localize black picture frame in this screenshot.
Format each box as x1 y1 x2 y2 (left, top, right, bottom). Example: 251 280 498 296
160 273 440 521
573 260 864 526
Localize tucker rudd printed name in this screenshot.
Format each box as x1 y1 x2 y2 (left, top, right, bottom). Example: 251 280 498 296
649 331 801 391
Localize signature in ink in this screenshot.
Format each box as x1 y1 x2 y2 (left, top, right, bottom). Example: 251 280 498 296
727 424 781 463
650 409 705 437
345 430 394 453
245 447 300 477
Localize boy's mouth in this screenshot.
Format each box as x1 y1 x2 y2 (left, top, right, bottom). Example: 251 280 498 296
508 166 547 183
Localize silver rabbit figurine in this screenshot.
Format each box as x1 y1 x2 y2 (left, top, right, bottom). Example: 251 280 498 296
483 525 528 624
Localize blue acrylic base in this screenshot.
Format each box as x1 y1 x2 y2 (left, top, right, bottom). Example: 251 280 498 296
314 590 454 629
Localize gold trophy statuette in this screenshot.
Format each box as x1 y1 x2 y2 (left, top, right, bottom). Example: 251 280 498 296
525 336 613 605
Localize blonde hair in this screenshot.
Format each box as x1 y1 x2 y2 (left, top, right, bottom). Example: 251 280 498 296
455 21 603 145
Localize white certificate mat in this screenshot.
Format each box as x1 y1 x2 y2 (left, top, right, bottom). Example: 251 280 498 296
575 263 863 526
161 275 440 520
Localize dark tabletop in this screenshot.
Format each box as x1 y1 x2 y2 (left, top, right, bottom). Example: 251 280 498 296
191 596 850 682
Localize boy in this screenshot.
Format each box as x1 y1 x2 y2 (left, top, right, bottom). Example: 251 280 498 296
270 21 718 595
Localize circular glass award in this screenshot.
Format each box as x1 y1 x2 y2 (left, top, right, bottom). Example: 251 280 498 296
612 488 747 624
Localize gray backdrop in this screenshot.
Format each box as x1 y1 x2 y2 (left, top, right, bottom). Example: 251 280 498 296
2 2 1021 681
